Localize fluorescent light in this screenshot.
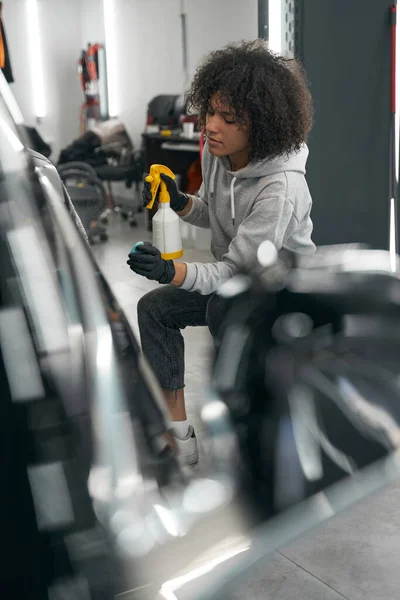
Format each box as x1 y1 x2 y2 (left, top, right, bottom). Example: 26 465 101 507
103 0 119 117
268 0 282 54
26 0 46 118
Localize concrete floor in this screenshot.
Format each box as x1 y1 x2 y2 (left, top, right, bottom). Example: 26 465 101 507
92 211 400 600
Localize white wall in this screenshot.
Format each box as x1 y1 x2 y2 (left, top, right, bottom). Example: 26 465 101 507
186 0 258 80
5 0 83 160
79 0 105 47
112 0 185 146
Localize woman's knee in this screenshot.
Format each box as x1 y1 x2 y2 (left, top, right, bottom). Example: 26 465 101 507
206 293 230 338
137 288 160 318
137 286 169 322
137 285 183 324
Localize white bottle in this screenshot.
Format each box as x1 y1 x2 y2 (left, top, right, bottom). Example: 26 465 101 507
145 165 183 259
152 200 183 259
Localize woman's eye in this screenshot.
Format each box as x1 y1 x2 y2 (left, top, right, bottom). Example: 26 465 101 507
224 118 236 125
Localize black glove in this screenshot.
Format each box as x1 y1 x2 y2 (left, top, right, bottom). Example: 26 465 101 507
142 173 189 213
127 241 175 284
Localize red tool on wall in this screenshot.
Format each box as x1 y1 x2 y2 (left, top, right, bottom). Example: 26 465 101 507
0 1 13 83
78 43 104 134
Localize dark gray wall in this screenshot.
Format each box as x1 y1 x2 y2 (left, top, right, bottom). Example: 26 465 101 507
295 0 392 249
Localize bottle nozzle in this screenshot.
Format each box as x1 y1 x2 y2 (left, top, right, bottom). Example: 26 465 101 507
145 164 175 209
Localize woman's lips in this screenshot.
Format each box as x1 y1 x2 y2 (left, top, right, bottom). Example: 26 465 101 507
207 136 222 144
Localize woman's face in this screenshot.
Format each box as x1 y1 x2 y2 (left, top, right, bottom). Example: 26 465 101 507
205 93 250 161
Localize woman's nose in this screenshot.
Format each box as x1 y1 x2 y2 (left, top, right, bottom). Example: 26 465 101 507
206 113 219 133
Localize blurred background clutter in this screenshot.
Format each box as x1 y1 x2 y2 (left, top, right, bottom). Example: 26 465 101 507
2 1 400 600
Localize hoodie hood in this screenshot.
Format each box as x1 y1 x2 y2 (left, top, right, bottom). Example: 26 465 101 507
211 144 309 224
219 143 309 179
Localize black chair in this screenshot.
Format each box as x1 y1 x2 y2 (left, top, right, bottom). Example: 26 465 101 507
94 142 144 228
58 161 109 243
58 123 144 228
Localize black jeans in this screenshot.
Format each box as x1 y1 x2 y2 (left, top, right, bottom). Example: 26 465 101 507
137 285 221 390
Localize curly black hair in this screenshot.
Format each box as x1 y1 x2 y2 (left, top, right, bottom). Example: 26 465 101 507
186 40 313 162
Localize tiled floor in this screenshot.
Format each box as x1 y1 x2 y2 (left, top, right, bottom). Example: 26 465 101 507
92 212 400 600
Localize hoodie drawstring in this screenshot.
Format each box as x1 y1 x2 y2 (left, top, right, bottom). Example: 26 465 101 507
230 176 237 226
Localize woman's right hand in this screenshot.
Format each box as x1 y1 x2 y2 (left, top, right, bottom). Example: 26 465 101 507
142 173 190 213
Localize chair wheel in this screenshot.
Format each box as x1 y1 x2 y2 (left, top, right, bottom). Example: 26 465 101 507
100 217 108 225
100 232 108 241
129 219 138 227
138 206 143 213
121 213 128 220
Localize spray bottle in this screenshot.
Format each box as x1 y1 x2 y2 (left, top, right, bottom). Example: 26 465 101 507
144 164 183 259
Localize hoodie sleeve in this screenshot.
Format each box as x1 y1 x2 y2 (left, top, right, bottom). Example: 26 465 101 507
179 196 300 295
180 181 210 229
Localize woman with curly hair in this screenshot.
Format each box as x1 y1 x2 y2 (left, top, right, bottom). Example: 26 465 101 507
128 40 315 465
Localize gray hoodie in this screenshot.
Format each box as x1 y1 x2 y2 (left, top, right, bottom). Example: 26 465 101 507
180 142 315 295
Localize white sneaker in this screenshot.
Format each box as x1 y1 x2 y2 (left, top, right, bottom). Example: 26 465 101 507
174 426 198 466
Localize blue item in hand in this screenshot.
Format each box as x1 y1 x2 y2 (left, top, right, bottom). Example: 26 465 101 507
127 241 175 284
130 241 144 253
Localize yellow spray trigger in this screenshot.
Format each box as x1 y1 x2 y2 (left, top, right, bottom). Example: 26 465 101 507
145 164 175 210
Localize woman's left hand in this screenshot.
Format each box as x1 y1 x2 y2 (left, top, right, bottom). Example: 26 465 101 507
127 241 175 284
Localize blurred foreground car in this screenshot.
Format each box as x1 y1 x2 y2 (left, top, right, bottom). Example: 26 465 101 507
2 70 400 600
